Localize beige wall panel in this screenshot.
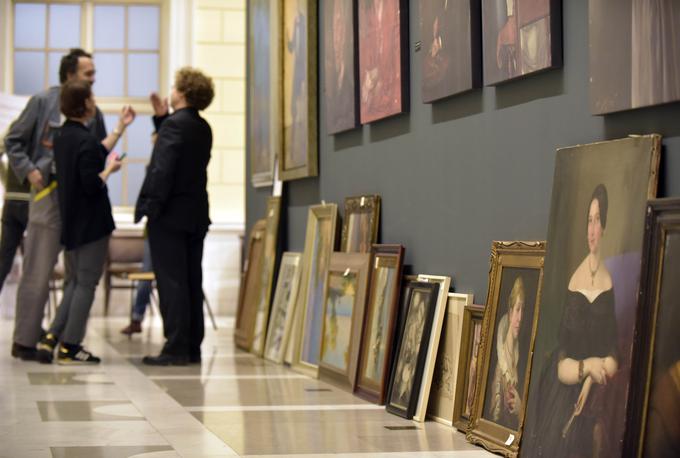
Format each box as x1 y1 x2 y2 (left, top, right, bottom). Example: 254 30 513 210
220 148 245 184
222 79 245 113
195 44 245 78
196 0 244 10
205 113 244 148
222 10 245 43
195 8 223 43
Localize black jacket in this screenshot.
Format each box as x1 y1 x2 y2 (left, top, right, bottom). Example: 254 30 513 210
134 107 212 232
54 120 115 250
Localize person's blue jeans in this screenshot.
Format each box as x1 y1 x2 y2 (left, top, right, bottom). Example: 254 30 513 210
131 239 153 322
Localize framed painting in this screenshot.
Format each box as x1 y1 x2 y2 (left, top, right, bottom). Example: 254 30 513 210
291 203 339 377
250 197 282 357
521 135 662 458
264 252 302 364
386 280 440 419
421 0 482 103
453 304 486 432
341 195 381 253
318 252 371 391
467 241 545 457
247 0 281 187
355 244 405 404
590 0 680 115
281 0 318 181
358 0 409 124
323 0 359 134
481 0 562 86
427 292 475 425
412 274 452 422
625 198 680 457
235 219 267 351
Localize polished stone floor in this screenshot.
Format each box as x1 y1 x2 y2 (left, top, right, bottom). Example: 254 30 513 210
0 316 492 457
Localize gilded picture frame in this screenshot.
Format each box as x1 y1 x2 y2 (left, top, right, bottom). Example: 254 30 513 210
280 0 318 181
247 0 281 187
355 244 405 404
467 241 546 457
264 252 302 364
412 274 452 422
386 280 440 419
291 203 339 377
625 198 680 457
452 303 485 432
341 194 381 253
250 197 282 357
235 219 267 351
427 292 475 425
318 252 371 391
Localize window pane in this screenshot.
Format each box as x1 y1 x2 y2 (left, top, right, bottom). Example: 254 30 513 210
126 115 154 158
107 169 123 206
128 6 160 50
48 52 63 87
94 53 125 97
127 53 159 97
14 4 46 48
49 4 81 49
14 52 46 96
93 5 125 49
127 163 147 205
104 114 118 140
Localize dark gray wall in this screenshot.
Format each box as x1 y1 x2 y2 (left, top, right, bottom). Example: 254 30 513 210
246 0 680 304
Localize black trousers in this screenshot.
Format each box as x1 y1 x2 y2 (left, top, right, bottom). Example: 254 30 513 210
0 200 28 294
147 221 206 358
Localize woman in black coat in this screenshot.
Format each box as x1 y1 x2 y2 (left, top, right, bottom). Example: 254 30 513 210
37 80 122 364
135 67 214 366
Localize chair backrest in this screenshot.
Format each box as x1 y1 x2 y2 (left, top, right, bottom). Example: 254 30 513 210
108 232 145 264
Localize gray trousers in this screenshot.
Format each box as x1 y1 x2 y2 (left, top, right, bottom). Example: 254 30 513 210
13 189 62 348
49 236 108 345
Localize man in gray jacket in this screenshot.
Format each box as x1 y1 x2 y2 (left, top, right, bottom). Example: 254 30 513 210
5 48 135 360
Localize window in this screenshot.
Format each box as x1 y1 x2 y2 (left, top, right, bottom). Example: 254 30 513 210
10 0 166 208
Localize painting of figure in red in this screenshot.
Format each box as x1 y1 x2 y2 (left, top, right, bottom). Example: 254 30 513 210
358 0 409 124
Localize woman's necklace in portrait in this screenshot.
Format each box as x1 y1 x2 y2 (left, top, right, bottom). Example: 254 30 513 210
588 256 600 286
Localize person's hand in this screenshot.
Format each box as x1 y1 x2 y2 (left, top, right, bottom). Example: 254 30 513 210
119 105 136 127
585 357 608 385
574 376 593 416
27 169 44 191
106 152 123 174
150 92 168 117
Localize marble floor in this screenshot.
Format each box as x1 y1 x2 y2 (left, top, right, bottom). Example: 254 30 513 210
0 315 493 458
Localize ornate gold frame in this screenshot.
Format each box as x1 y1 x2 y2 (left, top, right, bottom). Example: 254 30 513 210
340 194 380 253
467 241 545 457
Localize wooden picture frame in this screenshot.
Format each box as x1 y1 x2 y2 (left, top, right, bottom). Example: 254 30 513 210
318 252 371 391
452 304 485 432
291 203 339 377
250 196 282 357
521 135 661 457
247 0 281 187
341 194 380 253
412 274 452 422
235 219 267 351
264 252 303 364
281 0 318 181
467 241 546 457
427 292 475 425
355 244 405 404
386 280 440 419
625 198 680 457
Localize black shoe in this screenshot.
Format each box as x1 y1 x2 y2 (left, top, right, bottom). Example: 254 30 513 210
11 342 38 361
142 354 188 366
36 333 58 364
57 344 101 365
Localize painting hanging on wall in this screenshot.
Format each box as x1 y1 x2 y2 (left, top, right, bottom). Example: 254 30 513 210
247 0 281 187
281 0 318 181
626 198 680 457
467 241 545 457
590 0 680 114
358 0 409 124
481 0 562 86
521 135 661 458
420 0 481 103
323 0 359 134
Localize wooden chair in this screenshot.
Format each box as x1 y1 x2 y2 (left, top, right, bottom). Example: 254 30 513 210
103 231 145 315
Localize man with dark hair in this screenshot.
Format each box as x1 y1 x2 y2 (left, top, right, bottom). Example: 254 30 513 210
5 48 136 361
